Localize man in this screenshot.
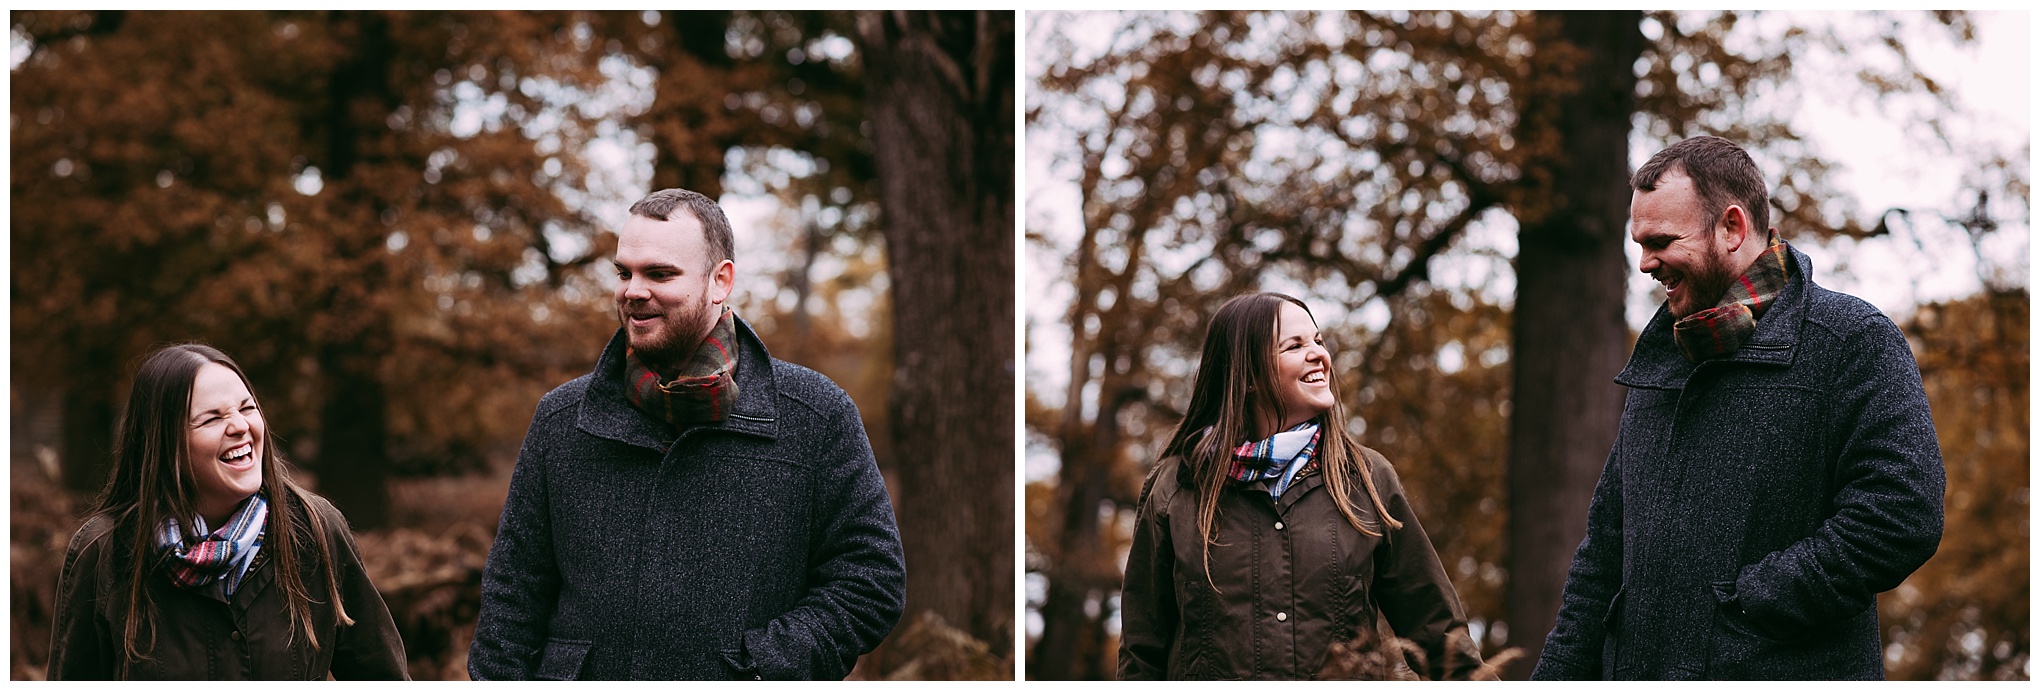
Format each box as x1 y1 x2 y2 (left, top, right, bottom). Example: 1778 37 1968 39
468 188 905 680
1532 137 1943 680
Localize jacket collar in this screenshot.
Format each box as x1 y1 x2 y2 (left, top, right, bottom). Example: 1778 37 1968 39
227 494 302 611
1274 467 1325 514
576 314 781 451
1616 242 1814 390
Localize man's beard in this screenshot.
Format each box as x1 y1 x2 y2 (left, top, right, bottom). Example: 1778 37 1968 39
621 300 714 368
1672 233 1739 319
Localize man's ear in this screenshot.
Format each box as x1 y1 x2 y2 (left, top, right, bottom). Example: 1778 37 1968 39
709 259 736 306
1720 204 1753 253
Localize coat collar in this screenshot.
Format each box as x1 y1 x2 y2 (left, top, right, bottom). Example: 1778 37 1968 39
1616 242 1815 390
576 314 781 451
1274 467 1326 514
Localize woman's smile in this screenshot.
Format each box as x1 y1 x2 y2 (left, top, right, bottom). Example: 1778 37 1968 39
186 363 265 524
1271 302 1336 431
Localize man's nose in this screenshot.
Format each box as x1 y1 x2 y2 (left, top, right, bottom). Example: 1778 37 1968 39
620 276 650 300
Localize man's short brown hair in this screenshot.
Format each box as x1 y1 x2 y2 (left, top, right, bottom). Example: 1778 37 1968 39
628 188 735 268
1632 136 1771 235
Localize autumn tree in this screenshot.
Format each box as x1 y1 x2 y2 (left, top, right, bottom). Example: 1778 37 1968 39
1884 177 2030 680
1499 12 1638 672
1889 288 2029 680
12 9 631 526
12 10 270 495
853 10 1018 657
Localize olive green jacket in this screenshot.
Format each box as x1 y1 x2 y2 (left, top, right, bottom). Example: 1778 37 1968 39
1119 444 1479 680
49 492 408 680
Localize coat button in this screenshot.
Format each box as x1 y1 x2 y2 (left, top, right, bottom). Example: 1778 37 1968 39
230 630 243 642
1274 521 1285 530
1276 612 1288 622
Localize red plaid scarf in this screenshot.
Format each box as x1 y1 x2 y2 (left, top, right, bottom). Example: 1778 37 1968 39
624 307 741 427
1673 231 1794 362
154 493 267 600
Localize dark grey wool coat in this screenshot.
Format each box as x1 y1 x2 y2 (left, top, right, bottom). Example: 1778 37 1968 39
1532 243 1943 680
468 318 905 680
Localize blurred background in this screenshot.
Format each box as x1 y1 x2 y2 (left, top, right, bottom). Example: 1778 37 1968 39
1024 10 2026 680
11 10 1012 680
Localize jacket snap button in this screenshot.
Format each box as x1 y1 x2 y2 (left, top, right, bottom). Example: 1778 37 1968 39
1274 521 1284 530
1276 612 1288 622
230 630 243 642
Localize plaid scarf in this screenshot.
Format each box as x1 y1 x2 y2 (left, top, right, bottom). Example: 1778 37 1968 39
1673 231 1795 362
1228 421 1321 497
155 493 267 601
624 307 741 428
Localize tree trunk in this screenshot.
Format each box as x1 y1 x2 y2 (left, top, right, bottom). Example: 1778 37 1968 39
316 345 392 529
853 9 1016 658
1503 10 1642 679
309 10 398 530
1031 388 1135 680
651 11 733 198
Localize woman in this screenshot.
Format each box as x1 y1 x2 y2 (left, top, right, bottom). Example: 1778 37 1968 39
48 343 408 679
1118 293 1481 680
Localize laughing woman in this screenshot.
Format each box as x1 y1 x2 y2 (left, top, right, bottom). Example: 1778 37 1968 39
1117 293 1481 680
48 344 407 679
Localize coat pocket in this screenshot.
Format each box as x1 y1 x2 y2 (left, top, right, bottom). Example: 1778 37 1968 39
719 645 761 680
1705 580 1787 678
535 638 593 680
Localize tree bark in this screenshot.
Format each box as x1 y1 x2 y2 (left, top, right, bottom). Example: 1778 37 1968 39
316 345 392 528
853 9 1016 657
310 10 399 529
1032 388 1136 680
1503 10 1642 679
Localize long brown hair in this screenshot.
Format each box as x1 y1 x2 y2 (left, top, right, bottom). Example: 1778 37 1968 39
85 343 353 673
1158 293 1403 586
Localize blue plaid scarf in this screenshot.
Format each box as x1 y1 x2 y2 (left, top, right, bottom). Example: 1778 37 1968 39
1228 421 1321 497
155 493 267 601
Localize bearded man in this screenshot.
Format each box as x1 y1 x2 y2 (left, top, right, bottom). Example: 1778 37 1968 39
1532 136 1943 680
469 188 905 680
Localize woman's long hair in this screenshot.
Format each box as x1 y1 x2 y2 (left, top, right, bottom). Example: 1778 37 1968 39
1158 293 1403 586
85 343 353 672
